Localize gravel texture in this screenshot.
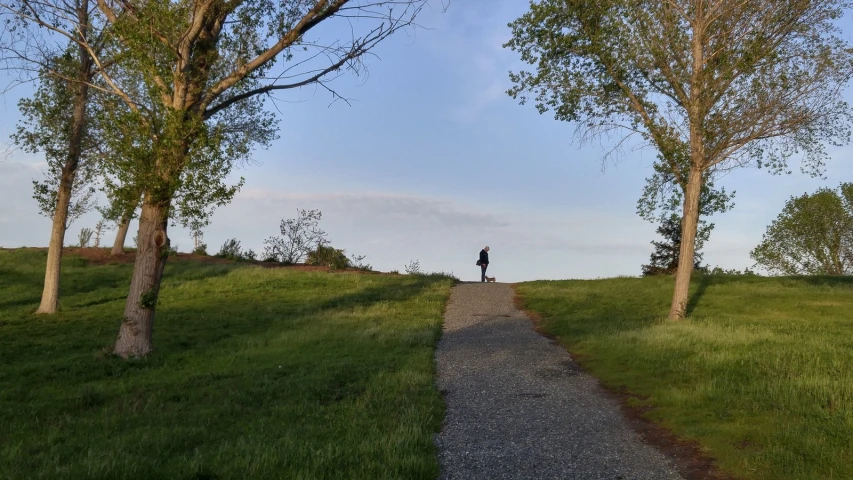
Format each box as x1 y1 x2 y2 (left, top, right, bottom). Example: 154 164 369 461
434 282 684 480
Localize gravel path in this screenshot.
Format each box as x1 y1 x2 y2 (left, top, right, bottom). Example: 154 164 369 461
434 282 684 480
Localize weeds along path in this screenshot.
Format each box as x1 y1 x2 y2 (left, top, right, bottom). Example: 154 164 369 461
434 282 683 480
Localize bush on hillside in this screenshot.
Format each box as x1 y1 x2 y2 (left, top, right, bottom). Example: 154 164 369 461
216 238 255 262
306 245 350 270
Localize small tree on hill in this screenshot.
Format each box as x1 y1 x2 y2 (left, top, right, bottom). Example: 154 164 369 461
77 227 93 248
263 209 328 264
751 184 853 275
93 220 110 248
642 215 706 276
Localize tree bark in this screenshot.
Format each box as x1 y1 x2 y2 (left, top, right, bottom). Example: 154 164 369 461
113 199 169 358
668 165 704 320
35 179 73 314
35 39 91 314
110 213 132 256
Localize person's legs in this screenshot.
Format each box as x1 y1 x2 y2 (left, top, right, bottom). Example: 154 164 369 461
481 265 487 282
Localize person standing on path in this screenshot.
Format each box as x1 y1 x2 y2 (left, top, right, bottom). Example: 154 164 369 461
478 246 490 282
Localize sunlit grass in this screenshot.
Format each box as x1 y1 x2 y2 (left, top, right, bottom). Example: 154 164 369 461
0 249 454 479
516 274 853 480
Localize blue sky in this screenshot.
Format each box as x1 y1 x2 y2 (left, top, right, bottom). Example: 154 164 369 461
1 0 852 282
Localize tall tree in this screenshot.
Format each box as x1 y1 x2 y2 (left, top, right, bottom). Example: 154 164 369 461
505 0 853 319
751 183 853 275
8 7 101 314
3 0 429 356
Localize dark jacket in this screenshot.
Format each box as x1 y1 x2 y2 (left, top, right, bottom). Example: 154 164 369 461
479 249 489 266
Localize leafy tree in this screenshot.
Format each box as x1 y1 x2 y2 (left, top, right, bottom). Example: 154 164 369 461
751 184 853 275
11 41 101 314
263 209 328 264
506 0 853 319
5 0 427 356
642 215 705 276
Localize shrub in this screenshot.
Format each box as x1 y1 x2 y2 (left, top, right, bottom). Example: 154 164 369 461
307 245 350 270
77 227 93 248
216 239 255 262
349 253 372 271
404 259 421 275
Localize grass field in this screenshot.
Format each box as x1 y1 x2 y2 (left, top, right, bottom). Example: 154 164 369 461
516 274 853 480
0 249 455 480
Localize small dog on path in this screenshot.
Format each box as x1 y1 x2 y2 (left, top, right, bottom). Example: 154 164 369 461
485 276 496 283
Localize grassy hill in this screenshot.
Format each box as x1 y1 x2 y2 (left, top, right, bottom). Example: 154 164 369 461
7 248 853 480
516 275 853 480
0 248 454 479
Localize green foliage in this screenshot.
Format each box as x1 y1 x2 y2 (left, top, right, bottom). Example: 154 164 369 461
505 0 853 176
0 249 453 479
137 289 157 309
637 145 735 242
12 51 100 226
707 266 759 276
192 244 208 256
306 245 351 270
642 215 706 276
751 183 853 275
506 0 853 317
215 238 255 262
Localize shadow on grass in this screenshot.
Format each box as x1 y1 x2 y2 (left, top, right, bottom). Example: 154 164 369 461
686 275 712 316
1 256 451 480
799 275 853 287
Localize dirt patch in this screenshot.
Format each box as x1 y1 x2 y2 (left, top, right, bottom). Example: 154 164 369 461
510 284 736 480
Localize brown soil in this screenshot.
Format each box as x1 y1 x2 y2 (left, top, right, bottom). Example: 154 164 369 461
510 284 736 480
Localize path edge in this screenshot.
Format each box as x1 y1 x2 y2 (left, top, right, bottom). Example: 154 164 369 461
509 283 737 480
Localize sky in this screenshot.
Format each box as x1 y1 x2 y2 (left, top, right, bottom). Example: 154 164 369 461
1 0 853 283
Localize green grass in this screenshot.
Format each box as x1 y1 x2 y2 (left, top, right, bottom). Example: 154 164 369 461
0 249 455 480
516 274 853 480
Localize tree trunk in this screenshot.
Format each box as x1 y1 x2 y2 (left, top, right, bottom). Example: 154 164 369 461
111 214 132 256
113 200 169 358
35 180 73 314
668 165 704 320
35 43 91 314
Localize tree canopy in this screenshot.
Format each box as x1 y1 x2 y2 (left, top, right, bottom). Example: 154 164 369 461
506 0 853 319
752 183 853 276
